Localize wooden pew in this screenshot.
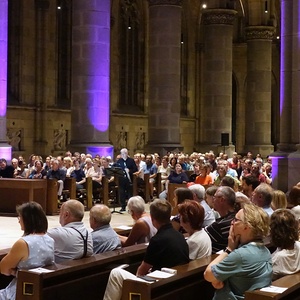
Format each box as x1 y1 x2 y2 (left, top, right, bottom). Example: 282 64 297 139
0 178 47 216
16 243 147 300
245 272 300 300
154 172 162 197
133 174 150 202
63 177 76 200
121 254 217 300
167 183 187 207
0 248 14 289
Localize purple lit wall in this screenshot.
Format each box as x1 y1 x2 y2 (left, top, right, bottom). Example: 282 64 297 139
0 0 8 118
0 0 11 161
71 0 112 153
279 0 285 115
87 145 114 159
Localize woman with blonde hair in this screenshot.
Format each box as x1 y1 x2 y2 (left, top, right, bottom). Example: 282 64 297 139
271 189 287 210
204 203 272 299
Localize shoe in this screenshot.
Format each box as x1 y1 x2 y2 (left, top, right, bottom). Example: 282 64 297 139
119 208 126 212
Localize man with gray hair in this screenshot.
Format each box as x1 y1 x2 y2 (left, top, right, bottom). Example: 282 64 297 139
188 184 215 227
47 199 93 263
204 186 237 253
89 204 121 253
116 148 138 211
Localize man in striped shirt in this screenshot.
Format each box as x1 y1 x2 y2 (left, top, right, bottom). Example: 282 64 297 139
204 186 236 253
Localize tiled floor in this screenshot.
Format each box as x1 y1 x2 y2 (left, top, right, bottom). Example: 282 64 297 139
0 205 137 250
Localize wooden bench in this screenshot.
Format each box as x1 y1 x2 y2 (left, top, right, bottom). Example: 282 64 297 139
133 174 150 202
245 272 300 300
167 183 187 207
15 243 147 300
121 254 217 300
0 178 47 216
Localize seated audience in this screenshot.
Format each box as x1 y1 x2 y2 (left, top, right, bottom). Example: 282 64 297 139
271 189 287 210
194 162 213 186
252 183 274 216
159 163 189 199
178 200 212 259
47 199 93 263
204 203 272 299
118 196 157 247
103 199 189 300
89 204 121 253
14 159 30 178
171 187 194 232
205 186 237 253
188 184 216 227
287 185 300 220
270 209 300 279
0 158 14 178
0 202 54 299
28 159 47 179
241 175 260 199
205 185 220 219
46 159 66 200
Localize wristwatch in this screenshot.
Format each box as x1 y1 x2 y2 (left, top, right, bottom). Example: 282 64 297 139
224 247 232 255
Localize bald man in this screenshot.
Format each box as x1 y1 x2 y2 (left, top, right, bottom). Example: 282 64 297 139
47 199 93 263
89 204 121 253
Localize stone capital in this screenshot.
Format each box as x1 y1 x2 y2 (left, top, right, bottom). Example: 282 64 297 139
245 26 276 40
148 0 182 7
202 9 237 25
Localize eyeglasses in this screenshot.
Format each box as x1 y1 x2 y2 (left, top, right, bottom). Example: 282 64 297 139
232 217 243 223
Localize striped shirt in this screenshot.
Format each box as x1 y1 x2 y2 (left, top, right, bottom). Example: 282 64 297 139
205 211 235 254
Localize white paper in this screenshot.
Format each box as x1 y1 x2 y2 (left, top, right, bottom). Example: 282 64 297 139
28 267 55 274
260 286 288 293
147 270 175 279
115 225 132 230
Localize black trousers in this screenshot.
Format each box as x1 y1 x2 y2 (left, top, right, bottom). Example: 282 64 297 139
118 176 133 209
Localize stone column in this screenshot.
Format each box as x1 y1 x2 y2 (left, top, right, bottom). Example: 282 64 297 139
245 26 275 157
70 0 113 157
271 0 300 191
34 0 49 156
0 0 11 160
199 9 236 155
147 0 182 155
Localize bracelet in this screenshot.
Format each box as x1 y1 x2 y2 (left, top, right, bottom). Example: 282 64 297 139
224 247 232 255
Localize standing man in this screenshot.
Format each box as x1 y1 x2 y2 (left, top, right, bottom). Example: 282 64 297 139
116 148 138 212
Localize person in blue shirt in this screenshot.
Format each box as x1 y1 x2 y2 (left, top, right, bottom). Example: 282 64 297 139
204 203 272 300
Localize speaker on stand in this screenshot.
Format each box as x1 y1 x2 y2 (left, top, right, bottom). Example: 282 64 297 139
221 133 229 154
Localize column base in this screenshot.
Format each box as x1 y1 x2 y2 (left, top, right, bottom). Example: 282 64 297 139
0 143 12 162
269 143 297 192
69 142 114 159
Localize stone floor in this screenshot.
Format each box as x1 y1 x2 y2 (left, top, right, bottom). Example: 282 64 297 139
0 205 139 250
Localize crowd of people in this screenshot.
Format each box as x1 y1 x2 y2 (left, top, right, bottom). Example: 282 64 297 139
0 148 300 299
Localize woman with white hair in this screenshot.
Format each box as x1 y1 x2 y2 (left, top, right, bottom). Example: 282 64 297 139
118 196 157 247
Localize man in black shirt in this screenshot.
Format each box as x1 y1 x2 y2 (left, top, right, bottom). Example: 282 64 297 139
103 199 189 300
115 148 138 211
0 158 14 178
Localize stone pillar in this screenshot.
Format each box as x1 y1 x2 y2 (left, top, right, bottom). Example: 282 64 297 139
245 26 275 157
199 9 236 155
34 0 49 156
0 0 11 160
271 0 300 192
70 0 113 157
147 0 182 155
